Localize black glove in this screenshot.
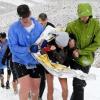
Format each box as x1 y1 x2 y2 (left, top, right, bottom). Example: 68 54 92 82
41 40 48 48
30 45 38 53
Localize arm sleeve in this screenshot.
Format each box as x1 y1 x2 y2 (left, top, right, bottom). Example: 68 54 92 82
80 21 100 55
8 27 29 55
65 23 77 40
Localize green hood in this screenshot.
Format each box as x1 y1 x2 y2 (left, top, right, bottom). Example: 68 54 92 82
77 3 92 17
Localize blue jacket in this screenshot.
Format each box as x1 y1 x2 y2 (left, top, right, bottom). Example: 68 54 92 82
0 39 8 69
8 18 44 68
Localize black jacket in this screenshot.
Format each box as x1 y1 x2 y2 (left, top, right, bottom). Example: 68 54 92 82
46 39 69 66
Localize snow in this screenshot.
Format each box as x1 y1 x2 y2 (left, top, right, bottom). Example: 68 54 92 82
0 0 100 100
0 68 100 100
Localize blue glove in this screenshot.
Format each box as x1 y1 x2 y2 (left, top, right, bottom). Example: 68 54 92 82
30 45 38 53
41 40 48 48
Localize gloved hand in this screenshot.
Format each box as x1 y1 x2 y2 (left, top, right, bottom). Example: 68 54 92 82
41 40 48 48
30 45 38 53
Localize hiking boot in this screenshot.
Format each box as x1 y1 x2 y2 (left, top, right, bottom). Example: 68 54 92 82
1 83 5 88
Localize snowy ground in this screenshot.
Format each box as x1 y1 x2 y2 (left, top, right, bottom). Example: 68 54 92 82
0 67 100 100
0 0 100 100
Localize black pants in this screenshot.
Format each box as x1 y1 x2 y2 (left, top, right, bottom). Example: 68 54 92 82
70 60 90 100
39 66 46 98
7 59 11 76
9 61 18 81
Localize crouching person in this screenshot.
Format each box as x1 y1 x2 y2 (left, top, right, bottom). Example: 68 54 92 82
8 4 44 100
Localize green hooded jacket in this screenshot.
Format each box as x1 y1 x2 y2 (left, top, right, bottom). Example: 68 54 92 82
65 3 100 67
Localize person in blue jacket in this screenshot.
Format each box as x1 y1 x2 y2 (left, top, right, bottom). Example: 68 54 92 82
8 4 44 100
0 32 8 88
0 32 17 90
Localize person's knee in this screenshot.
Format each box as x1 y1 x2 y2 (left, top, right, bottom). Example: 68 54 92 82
31 85 40 96
18 76 31 92
19 86 30 96
31 89 39 97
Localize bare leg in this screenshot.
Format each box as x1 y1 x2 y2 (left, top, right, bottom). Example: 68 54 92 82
46 74 54 100
18 75 31 100
12 80 18 94
30 78 40 100
59 78 68 100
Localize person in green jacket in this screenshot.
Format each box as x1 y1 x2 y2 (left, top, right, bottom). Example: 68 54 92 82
65 3 100 100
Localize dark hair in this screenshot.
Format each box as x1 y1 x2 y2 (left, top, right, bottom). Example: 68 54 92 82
17 4 30 18
69 33 77 41
39 13 47 21
0 32 6 38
